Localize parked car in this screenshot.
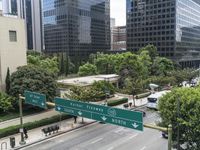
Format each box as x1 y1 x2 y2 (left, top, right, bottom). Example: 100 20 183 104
162 131 168 139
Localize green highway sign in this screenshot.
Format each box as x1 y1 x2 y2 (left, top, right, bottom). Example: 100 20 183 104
24 91 47 109
55 98 143 131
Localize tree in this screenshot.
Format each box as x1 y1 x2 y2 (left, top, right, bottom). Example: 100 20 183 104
151 57 174 76
138 44 158 61
78 63 98 76
158 88 200 149
167 68 198 85
9 66 57 101
5 68 10 94
0 92 14 112
64 81 115 102
94 53 115 74
27 55 59 75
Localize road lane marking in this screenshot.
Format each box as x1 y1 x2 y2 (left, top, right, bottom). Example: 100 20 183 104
140 146 146 150
114 127 124 133
107 146 114 150
91 137 103 144
129 133 138 139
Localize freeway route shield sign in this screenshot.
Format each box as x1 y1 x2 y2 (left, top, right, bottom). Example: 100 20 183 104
55 98 143 131
24 91 47 109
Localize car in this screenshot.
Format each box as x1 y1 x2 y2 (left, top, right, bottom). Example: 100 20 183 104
162 131 168 139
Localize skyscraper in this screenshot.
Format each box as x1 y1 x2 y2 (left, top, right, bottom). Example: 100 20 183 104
42 0 110 60
127 0 200 67
20 0 43 51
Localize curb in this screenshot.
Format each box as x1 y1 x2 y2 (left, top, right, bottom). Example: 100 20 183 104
13 121 96 150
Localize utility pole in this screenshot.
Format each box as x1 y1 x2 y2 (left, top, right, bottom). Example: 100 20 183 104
19 94 26 145
177 98 180 150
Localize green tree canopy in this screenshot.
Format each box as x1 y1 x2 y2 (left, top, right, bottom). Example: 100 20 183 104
65 81 115 102
159 88 200 149
9 66 57 101
78 62 98 76
138 44 158 61
27 55 59 75
0 92 14 112
167 68 198 84
151 57 174 76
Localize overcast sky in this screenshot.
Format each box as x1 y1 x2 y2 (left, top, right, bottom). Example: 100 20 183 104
110 0 126 26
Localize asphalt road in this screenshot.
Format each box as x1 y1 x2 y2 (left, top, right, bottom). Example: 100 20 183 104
22 108 167 150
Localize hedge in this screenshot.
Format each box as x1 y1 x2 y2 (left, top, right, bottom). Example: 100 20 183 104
135 92 151 99
107 98 128 106
0 114 72 138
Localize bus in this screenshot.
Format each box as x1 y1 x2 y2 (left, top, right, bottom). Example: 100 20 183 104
147 91 170 110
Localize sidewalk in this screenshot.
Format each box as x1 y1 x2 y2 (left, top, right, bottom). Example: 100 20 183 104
0 117 95 150
0 109 60 129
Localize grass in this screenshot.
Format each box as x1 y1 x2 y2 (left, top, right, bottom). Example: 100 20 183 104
0 107 45 122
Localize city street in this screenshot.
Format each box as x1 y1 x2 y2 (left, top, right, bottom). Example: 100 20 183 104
22 108 167 150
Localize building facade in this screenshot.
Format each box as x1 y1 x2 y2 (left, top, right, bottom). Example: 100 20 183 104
2 0 43 52
111 26 126 50
0 15 27 90
42 0 110 60
127 0 200 67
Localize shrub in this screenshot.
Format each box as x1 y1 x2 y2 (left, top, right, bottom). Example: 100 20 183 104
0 114 72 138
107 98 128 106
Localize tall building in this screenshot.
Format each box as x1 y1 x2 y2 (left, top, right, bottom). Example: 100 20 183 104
1 0 43 52
42 0 110 60
21 0 43 51
127 0 200 67
111 26 126 50
0 13 27 90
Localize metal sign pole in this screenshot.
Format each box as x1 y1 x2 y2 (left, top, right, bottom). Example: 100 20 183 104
19 94 26 145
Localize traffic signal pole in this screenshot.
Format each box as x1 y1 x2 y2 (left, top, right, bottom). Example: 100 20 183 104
144 124 172 150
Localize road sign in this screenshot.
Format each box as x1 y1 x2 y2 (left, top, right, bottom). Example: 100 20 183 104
55 98 143 131
24 91 47 109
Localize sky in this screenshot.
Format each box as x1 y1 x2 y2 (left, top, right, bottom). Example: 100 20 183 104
110 0 126 26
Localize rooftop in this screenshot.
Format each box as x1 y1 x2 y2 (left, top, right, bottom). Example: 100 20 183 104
57 74 119 87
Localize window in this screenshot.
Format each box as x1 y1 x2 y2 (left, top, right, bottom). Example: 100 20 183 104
9 30 17 42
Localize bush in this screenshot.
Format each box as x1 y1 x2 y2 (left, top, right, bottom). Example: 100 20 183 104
9 65 57 101
135 92 151 99
107 98 128 106
0 114 72 138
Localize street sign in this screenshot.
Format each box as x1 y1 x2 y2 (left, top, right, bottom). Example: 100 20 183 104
24 91 47 109
55 98 143 131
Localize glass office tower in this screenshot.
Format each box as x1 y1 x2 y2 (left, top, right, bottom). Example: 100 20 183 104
127 0 200 67
42 0 110 59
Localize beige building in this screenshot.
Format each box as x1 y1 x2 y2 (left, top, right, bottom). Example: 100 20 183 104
0 15 27 90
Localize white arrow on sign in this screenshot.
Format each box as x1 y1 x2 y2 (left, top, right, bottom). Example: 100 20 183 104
132 123 139 128
78 111 82 116
101 116 107 121
57 106 61 111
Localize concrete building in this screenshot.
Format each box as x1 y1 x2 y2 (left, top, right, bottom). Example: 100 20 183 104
127 0 200 68
42 0 110 61
57 74 119 97
0 14 27 90
111 26 126 50
1 0 43 52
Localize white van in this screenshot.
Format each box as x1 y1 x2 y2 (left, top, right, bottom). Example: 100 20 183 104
147 91 170 110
